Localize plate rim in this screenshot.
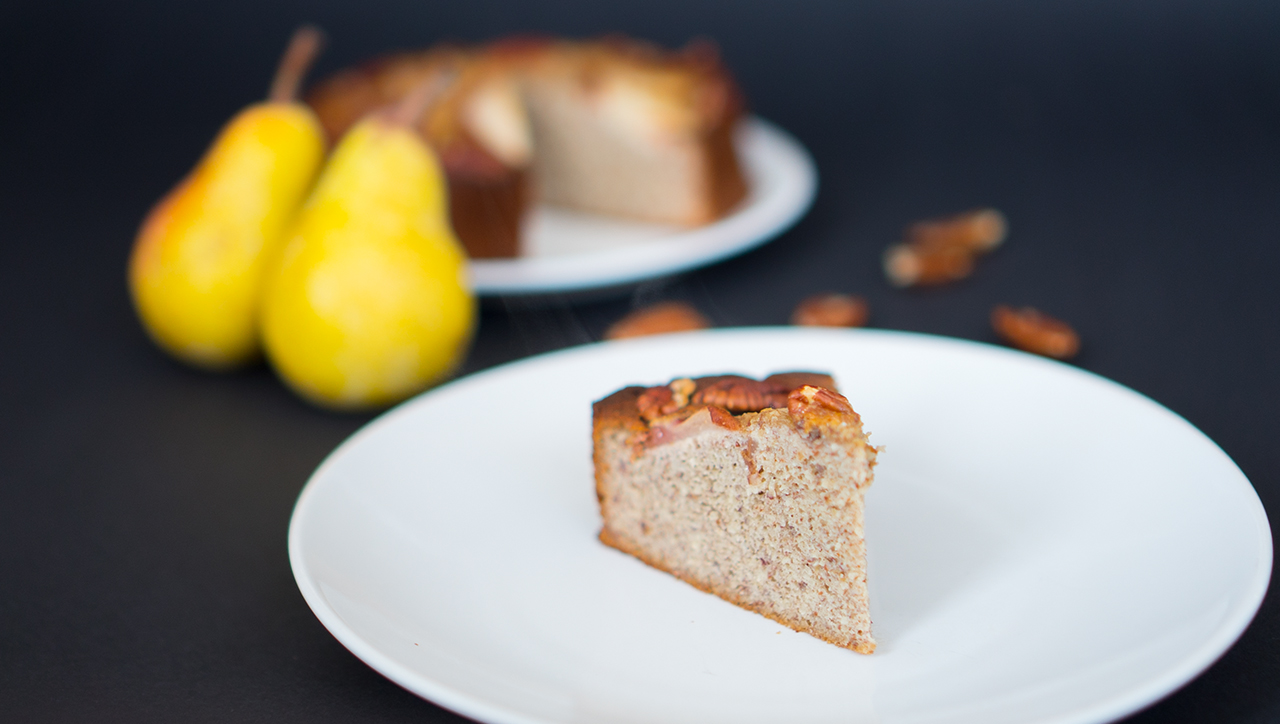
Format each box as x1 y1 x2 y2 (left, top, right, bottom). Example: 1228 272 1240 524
468 117 818 296
288 327 1273 724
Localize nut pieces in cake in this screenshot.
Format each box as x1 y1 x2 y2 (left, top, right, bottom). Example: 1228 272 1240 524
691 375 792 412
635 377 695 421
788 383 855 417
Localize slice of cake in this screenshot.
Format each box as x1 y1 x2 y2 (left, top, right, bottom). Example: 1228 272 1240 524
592 372 877 653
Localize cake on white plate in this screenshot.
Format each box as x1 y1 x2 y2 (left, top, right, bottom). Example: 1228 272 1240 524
592 372 877 653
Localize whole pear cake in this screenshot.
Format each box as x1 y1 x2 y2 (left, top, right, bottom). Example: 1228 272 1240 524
306 35 748 259
592 372 877 653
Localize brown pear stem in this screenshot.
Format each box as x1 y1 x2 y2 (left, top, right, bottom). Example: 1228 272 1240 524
382 68 459 128
268 25 325 104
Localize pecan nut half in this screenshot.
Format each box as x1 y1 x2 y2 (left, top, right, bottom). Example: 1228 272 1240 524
883 208 1007 288
906 208 1007 253
991 305 1080 359
883 242 974 287
788 384 855 418
692 376 790 412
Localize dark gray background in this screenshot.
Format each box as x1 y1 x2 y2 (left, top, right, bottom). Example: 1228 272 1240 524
1 0 1277 721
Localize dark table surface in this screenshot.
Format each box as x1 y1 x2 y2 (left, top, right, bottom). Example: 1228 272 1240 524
2 1 1278 722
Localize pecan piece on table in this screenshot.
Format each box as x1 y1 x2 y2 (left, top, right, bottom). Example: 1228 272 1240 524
605 301 710 340
906 208 1007 253
991 305 1080 359
791 293 870 328
883 242 975 287
883 207 1007 288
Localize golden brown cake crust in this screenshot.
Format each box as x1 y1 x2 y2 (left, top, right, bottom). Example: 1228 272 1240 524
591 385 648 511
593 372 876 654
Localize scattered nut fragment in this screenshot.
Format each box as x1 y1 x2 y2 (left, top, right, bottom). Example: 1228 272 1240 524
906 208 1007 253
883 243 974 287
991 305 1080 359
605 301 710 340
883 208 1006 287
791 293 870 327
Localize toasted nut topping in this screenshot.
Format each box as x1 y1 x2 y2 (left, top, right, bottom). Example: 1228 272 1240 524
605 301 710 340
693 376 790 412
636 386 676 421
884 208 1006 288
788 385 855 419
791 293 870 327
991 305 1080 359
669 377 695 408
636 377 699 421
907 208 1007 253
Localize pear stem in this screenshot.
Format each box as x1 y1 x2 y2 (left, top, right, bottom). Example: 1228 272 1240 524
268 25 325 104
383 68 459 128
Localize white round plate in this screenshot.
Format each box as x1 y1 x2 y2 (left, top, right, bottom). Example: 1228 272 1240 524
470 117 816 296
289 328 1271 724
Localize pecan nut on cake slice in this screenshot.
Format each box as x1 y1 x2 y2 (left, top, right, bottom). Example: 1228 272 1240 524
592 372 877 653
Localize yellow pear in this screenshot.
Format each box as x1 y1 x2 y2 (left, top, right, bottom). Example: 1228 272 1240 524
129 27 326 370
259 75 476 410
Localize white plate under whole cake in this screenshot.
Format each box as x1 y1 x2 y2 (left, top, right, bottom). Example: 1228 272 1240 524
288 328 1271 724
470 117 816 297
